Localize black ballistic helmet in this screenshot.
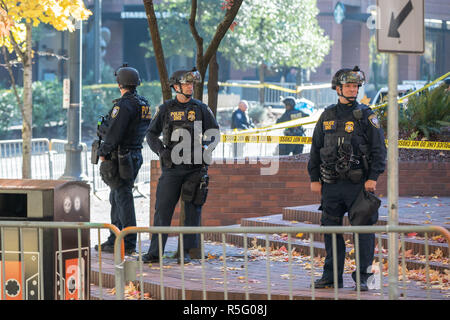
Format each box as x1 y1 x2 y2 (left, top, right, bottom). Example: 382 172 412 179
332 66 365 90
115 63 141 86
282 97 296 108
169 67 202 88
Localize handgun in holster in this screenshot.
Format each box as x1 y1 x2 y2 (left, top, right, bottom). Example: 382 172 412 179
193 170 209 206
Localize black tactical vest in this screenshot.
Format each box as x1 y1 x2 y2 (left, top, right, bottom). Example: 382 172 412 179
320 103 369 183
162 99 205 164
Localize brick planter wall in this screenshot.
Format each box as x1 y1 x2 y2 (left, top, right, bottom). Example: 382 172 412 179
149 158 450 227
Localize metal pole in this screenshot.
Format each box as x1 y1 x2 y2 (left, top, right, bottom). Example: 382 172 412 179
60 20 88 181
387 52 399 300
93 0 102 84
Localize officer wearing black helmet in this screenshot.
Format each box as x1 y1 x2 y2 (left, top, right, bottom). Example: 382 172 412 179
276 97 307 156
94 64 152 255
141 68 220 264
308 66 386 291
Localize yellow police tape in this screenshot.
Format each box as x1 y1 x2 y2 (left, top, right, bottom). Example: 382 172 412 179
220 134 450 151
217 81 331 94
226 71 450 136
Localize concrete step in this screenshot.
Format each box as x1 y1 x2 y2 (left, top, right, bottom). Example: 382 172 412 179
90 284 116 300
282 205 449 237
240 214 448 271
242 214 448 255
204 228 336 258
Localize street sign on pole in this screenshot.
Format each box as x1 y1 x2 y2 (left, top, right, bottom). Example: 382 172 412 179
62 78 70 109
376 0 424 53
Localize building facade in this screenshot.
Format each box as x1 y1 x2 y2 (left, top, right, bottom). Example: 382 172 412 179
0 0 448 89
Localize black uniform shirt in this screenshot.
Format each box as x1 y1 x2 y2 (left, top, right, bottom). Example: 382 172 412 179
276 109 306 136
308 101 386 182
231 108 254 130
146 98 220 155
98 91 151 156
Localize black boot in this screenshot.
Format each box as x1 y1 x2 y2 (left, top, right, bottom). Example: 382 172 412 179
94 241 114 253
140 252 160 263
312 277 343 289
176 250 192 264
352 272 371 291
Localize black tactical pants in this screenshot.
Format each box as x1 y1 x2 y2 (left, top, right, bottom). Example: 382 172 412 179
279 142 304 156
147 164 203 258
106 150 143 250
320 180 375 283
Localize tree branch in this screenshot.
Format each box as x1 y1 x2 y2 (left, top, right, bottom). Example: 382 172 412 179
202 0 243 70
143 0 171 101
189 0 203 68
1 46 22 111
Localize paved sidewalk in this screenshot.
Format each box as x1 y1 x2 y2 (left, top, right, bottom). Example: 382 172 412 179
89 187 449 249
89 186 151 247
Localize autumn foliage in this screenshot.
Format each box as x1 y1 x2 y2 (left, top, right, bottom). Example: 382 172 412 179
0 0 91 53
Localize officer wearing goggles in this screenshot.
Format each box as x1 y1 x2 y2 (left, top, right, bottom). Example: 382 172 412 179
308 66 386 291
142 68 220 264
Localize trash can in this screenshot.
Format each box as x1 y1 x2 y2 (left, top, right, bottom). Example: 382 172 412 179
0 179 90 300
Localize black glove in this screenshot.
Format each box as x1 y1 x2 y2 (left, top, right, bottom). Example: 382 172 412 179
159 148 172 168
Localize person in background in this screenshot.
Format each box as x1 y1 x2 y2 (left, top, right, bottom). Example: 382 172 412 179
276 97 306 156
231 100 254 157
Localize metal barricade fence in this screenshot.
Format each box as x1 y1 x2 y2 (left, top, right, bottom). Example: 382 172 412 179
114 225 450 300
49 139 89 180
0 139 51 179
0 138 154 196
0 220 121 300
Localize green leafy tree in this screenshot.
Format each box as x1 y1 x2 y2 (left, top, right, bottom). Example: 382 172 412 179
399 84 450 140
0 0 91 178
143 0 242 114
222 0 332 104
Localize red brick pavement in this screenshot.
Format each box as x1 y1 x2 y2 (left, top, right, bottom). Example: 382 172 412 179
90 237 450 301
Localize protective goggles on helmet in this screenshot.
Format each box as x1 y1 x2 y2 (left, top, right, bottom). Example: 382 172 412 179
338 70 366 86
179 70 202 84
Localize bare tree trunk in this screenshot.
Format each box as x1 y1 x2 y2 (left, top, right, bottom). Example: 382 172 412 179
259 63 265 106
21 22 33 179
143 0 172 101
207 52 219 116
189 0 243 102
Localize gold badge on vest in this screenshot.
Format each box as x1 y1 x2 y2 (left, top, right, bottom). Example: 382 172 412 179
344 121 354 133
187 110 196 121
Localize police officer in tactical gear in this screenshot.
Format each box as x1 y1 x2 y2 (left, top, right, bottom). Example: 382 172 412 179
308 66 386 291
94 64 152 255
142 67 220 264
276 97 306 156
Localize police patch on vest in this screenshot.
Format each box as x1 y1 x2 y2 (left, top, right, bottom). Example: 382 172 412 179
187 110 196 121
141 105 151 120
170 111 186 121
323 120 336 131
111 106 120 118
368 114 380 128
290 113 302 120
345 121 354 133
